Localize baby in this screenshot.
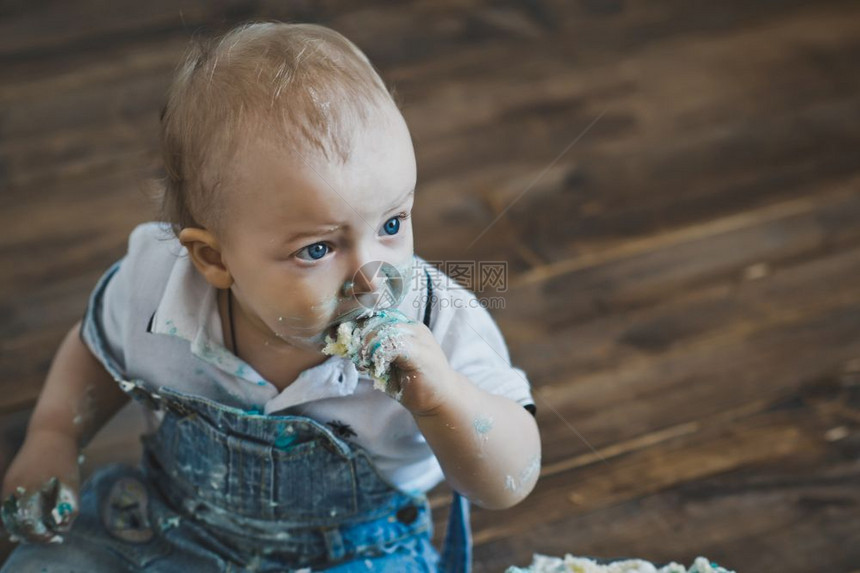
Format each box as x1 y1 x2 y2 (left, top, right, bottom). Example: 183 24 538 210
1 21 540 571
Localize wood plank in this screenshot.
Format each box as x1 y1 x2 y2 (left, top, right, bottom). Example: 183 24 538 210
423 241 860 498
407 4 860 268
469 409 823 547
472 456 860 572
463 386 860 571
426 237 860 567
531 256 860 464
509 238 860 405
0 0 247 58
5 2 858 218
498 183 860 369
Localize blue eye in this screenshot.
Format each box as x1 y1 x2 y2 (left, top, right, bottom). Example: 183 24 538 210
383 216 401 236
298 242 329 261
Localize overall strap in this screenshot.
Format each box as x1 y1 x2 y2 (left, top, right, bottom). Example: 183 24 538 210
422 266 472 573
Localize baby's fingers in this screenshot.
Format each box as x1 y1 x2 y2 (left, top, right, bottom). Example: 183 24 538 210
1 478 78 544
43 476 78 532
2 489 59 543
356 309 410 337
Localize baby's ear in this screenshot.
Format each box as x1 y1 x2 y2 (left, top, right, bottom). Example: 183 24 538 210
178 227 233 289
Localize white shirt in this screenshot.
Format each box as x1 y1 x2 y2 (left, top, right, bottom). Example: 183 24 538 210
82 222 534 493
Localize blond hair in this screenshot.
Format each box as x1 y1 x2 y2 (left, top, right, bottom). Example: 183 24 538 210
158 21 397 235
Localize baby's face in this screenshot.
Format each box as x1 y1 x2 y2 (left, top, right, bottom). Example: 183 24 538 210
218 105 417 352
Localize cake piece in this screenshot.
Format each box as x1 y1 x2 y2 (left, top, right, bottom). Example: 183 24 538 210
322 309 415 400
505 554 735 573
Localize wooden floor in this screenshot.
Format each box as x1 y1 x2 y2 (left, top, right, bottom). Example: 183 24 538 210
2 1 860 570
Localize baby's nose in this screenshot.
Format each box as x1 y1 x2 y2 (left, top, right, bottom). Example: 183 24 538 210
350 261 387 295
343 260 407 313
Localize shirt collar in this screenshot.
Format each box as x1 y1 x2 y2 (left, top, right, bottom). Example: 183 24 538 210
150 251 279 386
264 356 360 415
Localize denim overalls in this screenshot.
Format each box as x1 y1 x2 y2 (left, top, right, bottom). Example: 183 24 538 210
2 269 472 572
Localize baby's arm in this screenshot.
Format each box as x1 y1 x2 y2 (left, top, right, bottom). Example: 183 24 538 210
346 311 541 510
412 369 541 510
1 320 130 542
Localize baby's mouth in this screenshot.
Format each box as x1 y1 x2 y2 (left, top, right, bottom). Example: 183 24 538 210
325 306 377 338
324 322 340 341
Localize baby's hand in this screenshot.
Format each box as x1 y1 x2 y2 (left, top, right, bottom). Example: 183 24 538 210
348 310 456 415
1 430 80 544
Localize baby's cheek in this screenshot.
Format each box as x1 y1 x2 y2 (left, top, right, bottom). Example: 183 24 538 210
308 295 339 322
268 295 337 337
271 312 306 337
392 254 415 286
